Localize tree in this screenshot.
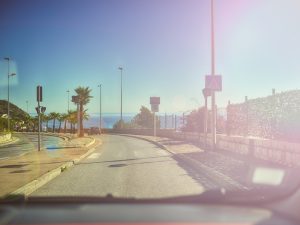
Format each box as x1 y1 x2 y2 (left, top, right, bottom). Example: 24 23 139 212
49 112 60 133
132 106 159 128
113 106 160 129
74 86 93 137
58 114 67 133
183 107 206 133
60 113 68 133
67 110 77 133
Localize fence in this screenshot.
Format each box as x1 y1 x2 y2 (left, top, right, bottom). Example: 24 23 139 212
226 90 300 142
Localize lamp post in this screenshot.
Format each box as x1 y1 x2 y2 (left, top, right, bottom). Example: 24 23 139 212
4 57 16 131
67 90 70 112
26 100 29 114
118 67 123 125
210 0 217 150
98 84 102 131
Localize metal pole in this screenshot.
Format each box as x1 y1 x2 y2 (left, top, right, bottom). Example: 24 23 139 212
98 84 102 130
7 59 10 131
120 68 123 123
175 115 177 131
154 112 156 138
211 0 217 150
77 103 80 136
38 102 41 151
204 96 208 147
67 90 70 112
26 101 29 114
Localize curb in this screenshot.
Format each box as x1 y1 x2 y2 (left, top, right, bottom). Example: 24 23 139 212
0 137 19 147
6 137 100 198
119 134 247 190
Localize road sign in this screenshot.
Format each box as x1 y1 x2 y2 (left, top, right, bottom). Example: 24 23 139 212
37 85 43 102
205 75 222 91
150 97 160 113
151 104 159 112
150 97 160 105
202 88 212 97
72 95 79 104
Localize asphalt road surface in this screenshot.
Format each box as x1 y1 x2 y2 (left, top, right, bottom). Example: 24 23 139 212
0 133 65 160
31 134 205 198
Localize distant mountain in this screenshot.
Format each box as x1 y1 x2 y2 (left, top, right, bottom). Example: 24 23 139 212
0 100 29 120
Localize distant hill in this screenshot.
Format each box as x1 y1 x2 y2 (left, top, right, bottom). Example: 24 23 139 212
0 100 29 120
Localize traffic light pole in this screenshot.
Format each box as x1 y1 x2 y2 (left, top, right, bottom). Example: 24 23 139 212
37 101 41 151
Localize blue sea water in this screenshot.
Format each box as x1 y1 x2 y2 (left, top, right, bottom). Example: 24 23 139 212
43 113 185 129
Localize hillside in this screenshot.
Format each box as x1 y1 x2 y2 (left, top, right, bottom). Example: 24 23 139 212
0 100 29 120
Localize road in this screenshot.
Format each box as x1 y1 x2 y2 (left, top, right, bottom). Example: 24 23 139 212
0 133 65 160
31 134 205 198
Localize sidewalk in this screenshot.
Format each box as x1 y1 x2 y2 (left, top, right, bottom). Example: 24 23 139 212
0 136 100 198
122 134 250 190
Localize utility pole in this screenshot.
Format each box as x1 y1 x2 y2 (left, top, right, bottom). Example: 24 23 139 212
210 0 217 150
26 100 29 114
98 84 102 131
118 67 123 125
67 90 70 112
4 57 16 131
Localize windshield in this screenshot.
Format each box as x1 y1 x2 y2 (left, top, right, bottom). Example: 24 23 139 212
0 0 300 202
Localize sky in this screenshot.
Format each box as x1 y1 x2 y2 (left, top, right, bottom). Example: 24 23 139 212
1 0 300 115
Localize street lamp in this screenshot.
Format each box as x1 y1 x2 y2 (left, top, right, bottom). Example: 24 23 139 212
210 0 217 149
4 57 16 131
66 90 70 112
97 84 102 131
118 66 123 124
26 100 29 114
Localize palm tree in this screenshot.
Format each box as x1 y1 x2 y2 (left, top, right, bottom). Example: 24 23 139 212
49 112 60 133
40 114 48 132
67 110 77 134
58 113 67 133
60 113 68 133
74 86 93 137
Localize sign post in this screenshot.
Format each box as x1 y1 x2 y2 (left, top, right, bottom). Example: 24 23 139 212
205 75 222 149
150 97 160 138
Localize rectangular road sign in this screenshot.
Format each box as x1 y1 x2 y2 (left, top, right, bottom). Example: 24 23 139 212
150 97 160 105
150 97 160 112
151 104 159 112
205 75 222 91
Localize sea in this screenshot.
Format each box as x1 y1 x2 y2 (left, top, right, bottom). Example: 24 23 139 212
42 112 185 129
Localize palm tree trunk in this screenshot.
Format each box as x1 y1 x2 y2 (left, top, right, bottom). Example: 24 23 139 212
58 121 62 133
53 118 56 133
79 103 84 137
64 120 67 133
46 121 49 132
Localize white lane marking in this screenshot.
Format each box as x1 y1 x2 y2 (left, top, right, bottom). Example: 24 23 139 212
87 152 102 159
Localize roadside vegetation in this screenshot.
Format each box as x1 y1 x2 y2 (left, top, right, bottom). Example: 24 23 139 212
0 86 92 134
113 106 160 129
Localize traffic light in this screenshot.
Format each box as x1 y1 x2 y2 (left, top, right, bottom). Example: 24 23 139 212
37 85 43 102
41 107 46 113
